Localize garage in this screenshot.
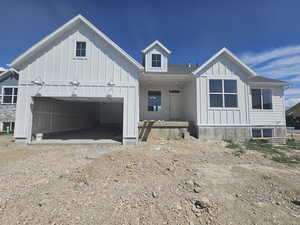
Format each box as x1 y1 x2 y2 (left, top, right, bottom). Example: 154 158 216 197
31 97 123 144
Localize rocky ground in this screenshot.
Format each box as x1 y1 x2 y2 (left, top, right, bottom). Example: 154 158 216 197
0 134 300 225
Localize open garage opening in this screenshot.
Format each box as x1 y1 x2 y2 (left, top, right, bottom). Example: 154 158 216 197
31 97 123 144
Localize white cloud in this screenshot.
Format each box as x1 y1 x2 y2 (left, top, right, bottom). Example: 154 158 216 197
239 44 300 80
240 45 300 66
285 88 300 96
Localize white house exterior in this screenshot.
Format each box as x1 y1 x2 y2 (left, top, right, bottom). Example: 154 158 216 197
9 15 289 144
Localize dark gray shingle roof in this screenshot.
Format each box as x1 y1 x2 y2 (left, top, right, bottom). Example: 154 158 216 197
249 76 289 86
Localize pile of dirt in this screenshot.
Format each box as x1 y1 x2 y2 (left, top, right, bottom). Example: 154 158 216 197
0 137 300 224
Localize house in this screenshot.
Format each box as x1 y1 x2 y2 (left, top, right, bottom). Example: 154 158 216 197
286 103 300 129
9 15 289 144
0 68 19 133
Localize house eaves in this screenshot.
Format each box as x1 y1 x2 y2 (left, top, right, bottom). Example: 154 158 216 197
141 40 172 55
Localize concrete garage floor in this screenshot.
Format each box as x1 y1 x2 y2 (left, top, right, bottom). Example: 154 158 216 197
32 127 122 144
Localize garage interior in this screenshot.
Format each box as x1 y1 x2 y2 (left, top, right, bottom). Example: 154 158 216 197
31 97 123 144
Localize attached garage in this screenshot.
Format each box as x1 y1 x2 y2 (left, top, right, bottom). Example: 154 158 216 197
31 97 123 143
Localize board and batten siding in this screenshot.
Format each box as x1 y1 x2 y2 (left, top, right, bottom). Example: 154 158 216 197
144 45 168 73
14 21 140 143
196 54 286 128
196 55 250 126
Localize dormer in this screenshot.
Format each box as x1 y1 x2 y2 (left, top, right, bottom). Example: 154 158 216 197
141 40 171 73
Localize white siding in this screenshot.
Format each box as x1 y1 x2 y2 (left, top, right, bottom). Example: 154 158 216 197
249 87 286 126
14 21 139 142
144 45 168 72
197 55 250 126
196 54 286 128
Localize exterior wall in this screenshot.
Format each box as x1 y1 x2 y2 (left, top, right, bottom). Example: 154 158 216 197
197 126 286 141
196 55 250 127
249 86 286 126
182 80 197 123
0 73 19 131
14 21 139 143
195 54 286 139
144 45 168 72
139 84 183 121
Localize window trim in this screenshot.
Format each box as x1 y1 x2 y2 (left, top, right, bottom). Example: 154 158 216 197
147 89 162 112
209 79 238 109
151 54 161 68
74 41 87 58
251 88 273 110
251 128 273 138
1 86 18 105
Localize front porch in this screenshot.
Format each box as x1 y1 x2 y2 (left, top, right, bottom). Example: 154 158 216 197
138 74 197 141
139 73 196 122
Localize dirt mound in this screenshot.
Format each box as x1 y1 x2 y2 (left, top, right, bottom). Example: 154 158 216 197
0 137 300 224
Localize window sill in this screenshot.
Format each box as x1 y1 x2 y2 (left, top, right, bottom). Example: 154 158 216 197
1 103 16 105
73 57 88 60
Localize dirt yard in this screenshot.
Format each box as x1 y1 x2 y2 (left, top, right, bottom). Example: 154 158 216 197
0 134 300 225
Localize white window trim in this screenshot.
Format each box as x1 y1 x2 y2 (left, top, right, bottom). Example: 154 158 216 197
151 54 162 68
209 79 239 109
251 88 273 111
73 41 88 60
251 128 274 138
1 86 18 105
147 89 162 112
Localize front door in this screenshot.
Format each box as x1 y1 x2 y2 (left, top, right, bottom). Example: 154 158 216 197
169 90 181 120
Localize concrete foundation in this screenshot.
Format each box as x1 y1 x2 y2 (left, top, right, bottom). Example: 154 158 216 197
196 126 287 141
138 121 191 141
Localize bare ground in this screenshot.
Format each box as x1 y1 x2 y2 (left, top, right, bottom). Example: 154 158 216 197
0 135 300 225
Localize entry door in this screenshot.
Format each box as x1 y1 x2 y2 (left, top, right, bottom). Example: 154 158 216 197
169 90 181 120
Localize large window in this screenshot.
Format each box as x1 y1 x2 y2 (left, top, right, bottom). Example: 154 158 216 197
2 87 18 104
148 91 161 111
76 41 86 57
151 54 161 67
252 128 273 138
209 79 238 108
251 89 272 109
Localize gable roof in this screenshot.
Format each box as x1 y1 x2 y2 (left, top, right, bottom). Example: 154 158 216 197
141 40 172 55
192 47 258 77
0 69 18 81
9 15 144 71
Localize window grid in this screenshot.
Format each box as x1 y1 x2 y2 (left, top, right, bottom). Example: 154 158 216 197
209 79 238 108
251 88 273 110
152 54 161 67
2 87 18 104
76 41 86 57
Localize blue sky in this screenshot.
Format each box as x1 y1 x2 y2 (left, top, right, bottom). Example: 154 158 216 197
1 0 300 108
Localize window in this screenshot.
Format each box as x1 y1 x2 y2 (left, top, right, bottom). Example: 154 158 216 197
2 122 14 133
2 87 18 104
148 91 161 111
76 41 86 57
209 79 238 108
252 128 273 138
152 54 161 67
251 89 272 109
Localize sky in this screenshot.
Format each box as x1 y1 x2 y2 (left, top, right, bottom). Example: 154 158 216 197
1 0 300 108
